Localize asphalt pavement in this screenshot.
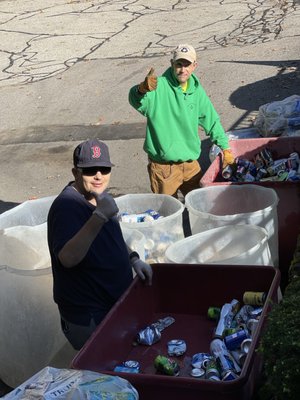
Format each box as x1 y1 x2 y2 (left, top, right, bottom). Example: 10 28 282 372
0 0 300 395
0 0 299 212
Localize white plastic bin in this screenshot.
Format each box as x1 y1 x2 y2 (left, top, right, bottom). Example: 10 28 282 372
115 194 184 262
0 195 56 229
121 227 146 262
165 225 273 266
185 185 279 266
0 197 66 388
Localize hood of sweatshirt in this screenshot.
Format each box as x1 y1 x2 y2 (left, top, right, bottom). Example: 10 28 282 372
162 67 200 94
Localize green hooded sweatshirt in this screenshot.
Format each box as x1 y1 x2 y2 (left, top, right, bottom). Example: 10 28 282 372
129 67 229 163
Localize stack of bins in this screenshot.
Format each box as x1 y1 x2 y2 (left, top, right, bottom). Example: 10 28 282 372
199 136 300 289
0 196 67 389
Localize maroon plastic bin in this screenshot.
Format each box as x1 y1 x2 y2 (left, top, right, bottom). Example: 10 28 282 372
200 136 300 289
72 263 280 400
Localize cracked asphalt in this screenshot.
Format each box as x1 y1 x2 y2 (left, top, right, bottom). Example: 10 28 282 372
0 0 299 210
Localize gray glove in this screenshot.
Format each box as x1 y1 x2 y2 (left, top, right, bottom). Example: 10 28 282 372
132 258 153 286
91 192 119 222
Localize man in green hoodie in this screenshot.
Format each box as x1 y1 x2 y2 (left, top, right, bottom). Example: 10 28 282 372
129 43 234 197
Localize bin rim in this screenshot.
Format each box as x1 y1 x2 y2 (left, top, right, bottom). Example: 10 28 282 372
116 193 184 227
165 225 270 264
185 184 278 219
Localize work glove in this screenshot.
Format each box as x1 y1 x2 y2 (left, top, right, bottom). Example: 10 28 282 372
138 68 157 94
222 148 235 170
132 258 153 286
91 191 119 222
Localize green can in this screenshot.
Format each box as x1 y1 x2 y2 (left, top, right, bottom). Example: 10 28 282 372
207 307 221 321
154 355 180 376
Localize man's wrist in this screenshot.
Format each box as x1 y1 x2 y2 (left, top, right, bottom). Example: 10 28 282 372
129 251 140 264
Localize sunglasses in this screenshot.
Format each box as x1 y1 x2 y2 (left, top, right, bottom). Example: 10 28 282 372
79 167 112 176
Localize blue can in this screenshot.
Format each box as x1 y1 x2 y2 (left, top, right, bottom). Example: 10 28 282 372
224 329 249 350
114 365 140 373
167 339 187 356
144 209 162 220
191 353 212 369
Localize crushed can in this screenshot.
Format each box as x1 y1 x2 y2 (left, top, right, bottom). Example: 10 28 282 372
154 355 180 376
167 339 186 356
205 359 221 380
136 325 161 345
191 353 212 369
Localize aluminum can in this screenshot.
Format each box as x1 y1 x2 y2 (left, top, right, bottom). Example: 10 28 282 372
249 307 263 318
237 158 251 168
154 355 180 376
205 359 221 380
114 365 139 373
190 368 205 378
244 172 255 182
207 306 221 321
246 318 259 336
236 165 245 179
224 329 249 351
222 370 239 381
210 338 240 375
254 153 265 169
167 339 187 356
267 161 286 176
260 148 273 167
151 316 175 332
223 327 239 337
256 168 267 180
123 360 140 369
230 349 247 367
243 291 266 306
119 212 148 223
136 325 161 345
191 353 212 369
222 165 234 179
144 209 162 220
241 338 252 354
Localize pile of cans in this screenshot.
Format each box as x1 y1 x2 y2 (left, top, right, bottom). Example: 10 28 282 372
193 291 265 381
113 291 265 380
222 148 300 182
118 209 163 223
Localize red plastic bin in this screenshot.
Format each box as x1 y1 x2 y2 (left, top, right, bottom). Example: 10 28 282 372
72 263 280 400
200 136 300 289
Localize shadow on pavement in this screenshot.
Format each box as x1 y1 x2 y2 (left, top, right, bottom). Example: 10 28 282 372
225 59 300 131
0 200 19 215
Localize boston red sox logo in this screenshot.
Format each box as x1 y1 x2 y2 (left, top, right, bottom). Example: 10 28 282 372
91 145 101 159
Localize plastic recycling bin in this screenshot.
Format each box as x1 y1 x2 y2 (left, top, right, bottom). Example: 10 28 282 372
115 194 184 262
185 185 279 267
165 225 273 266
72 263 280 400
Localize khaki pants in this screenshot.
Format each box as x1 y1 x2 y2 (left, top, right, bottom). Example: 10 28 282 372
148 159 202 197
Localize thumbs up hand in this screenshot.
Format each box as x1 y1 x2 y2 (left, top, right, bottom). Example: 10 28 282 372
138 68 157 94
